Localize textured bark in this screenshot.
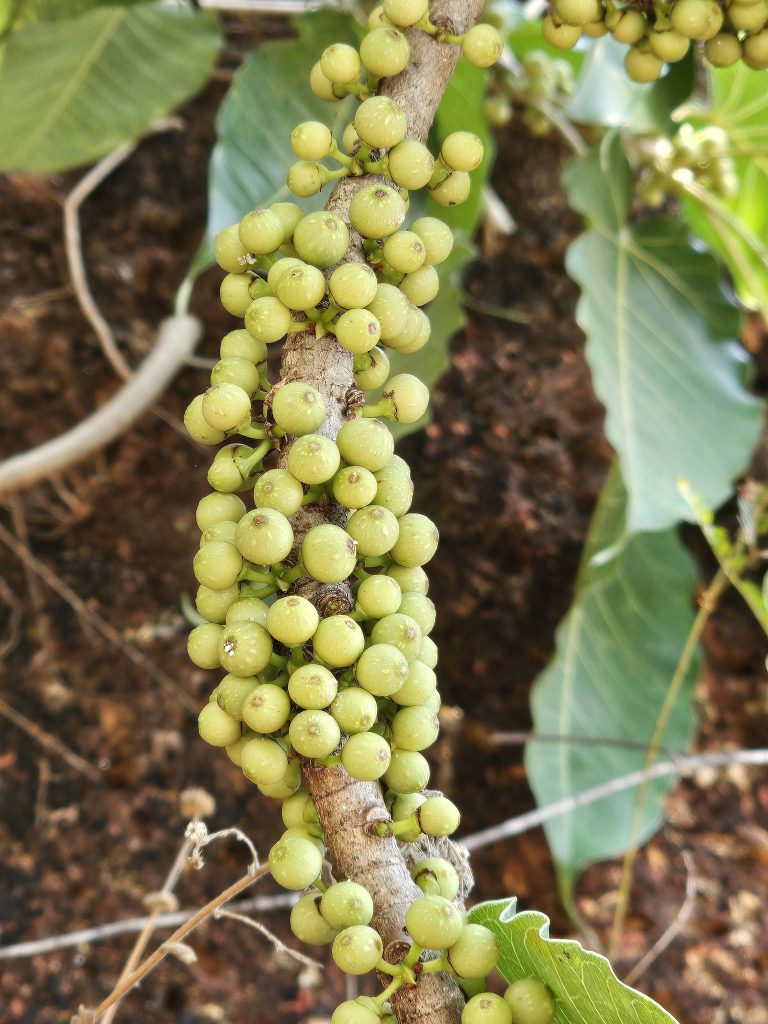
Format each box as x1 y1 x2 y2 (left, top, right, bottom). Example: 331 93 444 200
278 4 485 1022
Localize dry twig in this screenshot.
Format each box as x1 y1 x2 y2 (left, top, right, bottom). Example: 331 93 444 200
0 697 102 783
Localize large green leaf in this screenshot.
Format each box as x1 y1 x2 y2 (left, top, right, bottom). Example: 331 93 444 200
526 464 699 903
0 2 220 173
681 65 768 319
566 36 693 132
564 135 762 533
208 11 359 237
468 899 680 1024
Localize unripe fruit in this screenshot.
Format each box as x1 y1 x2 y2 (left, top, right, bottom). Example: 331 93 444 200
225 729 255 768
354 347 390 391
648 28 691 60
341 731 392 780
337 417 395 472
193 541 243 589
184 395 226 446
321 881 375 929
225 596 269 626
744 29 768 68
412 857 460 899
214 223 248 273
245 296 294 343
207 444 256 494
391 791 426 840
542 12 582 47
269 835 323 889
397 592 435 634
503 978 556 1024
198 702 241 747
252 470 303 519
201 382 252 432
383 231 426 273
371 612 422 661
287 160 326 197
196 582 240 624
367 283 409 339
387 563 428 595
332 925 384 974
410 216 454 265
391 512 439 567
220 273 253 316
383 0 428 26
332 999 381 1024
288 434 341 485
321 43 362 84
310 60 339 101
217 620 273 676
293 211 350 268
555 0 603 24
448 924 500 979
302 524 358 583
386 304 431 354
277 263 326 311
383 747 430 793
346 504 399 556
199 520 237 548
267 595 319 646
342 122 360 154
272 382 326 436
388 139 435 189
335 308 381 354
729 1 768 32
356 642 410 696
289 708 342 758
291 891 339 944
374 464 414 516
332 465 379 508
187 623 223 670
354 96 408 149
360 26 410 77
235 507 294 564
330 262 378 309
624 47 664 82
670 0 723 38
405 895 463 949
313 615 366 667
430 170 471 207
268 256 303 291
239 209 285 255
399 264 440 306
288 663 338 710
391 659 436 706
270 201 304 242
349 184 407 240
357 573 402 618
462 993 513 1024
211 357 261 397
419 634 439 669
391 705 439 751
417 795 460 834
249 277 272 301
331 686 378 733
196 492 246 532
257 762 303 799
282 788 317 828
704 32 742 65
242 682 291 733
441 131 484 172
462 23 505 65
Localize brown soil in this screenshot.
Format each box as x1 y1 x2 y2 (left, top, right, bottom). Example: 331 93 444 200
1 19 767 1024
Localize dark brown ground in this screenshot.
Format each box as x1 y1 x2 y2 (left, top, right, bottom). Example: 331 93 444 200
1 19 767 1024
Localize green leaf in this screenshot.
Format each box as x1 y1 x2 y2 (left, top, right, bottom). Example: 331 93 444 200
681 65 768 319
564 140 762 533
566 36 692 132
526 465 699 901
468 898 680 1024
208 10 359 238
0 2 220 173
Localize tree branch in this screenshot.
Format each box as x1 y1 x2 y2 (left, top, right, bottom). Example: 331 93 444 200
276 5 485 1022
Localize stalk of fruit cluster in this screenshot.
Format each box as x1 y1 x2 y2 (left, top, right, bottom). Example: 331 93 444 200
277 5 484 1022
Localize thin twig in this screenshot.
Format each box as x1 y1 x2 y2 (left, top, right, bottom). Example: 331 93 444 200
0 521 198 713
0 697 102 783
99 834 196 1024
0 893 297 961
197 0 334 9
623 851 697 987
91 866 269 1022
461 747 768 851
215 909 322 969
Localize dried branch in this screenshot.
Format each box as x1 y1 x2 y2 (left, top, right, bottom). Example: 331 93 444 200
276 5 485 1022
0 697 102 783
215 909 322 969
